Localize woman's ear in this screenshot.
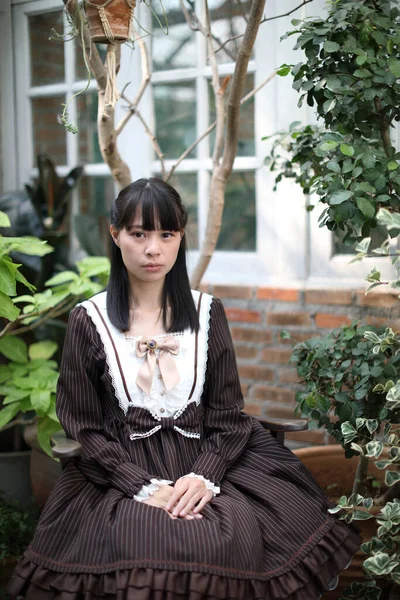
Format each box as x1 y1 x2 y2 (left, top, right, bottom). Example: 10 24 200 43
110 225 120 247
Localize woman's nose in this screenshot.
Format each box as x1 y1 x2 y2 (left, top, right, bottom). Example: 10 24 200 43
145 235 161 256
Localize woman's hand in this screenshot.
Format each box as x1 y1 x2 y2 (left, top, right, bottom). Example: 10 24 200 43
166 477 213 518
143 484 202 520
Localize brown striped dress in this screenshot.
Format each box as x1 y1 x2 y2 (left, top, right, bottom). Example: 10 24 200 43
8 292 360 599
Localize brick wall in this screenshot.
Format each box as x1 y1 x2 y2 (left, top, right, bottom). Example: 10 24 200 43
200 285 400 446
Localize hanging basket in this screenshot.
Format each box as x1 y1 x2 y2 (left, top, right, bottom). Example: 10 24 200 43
84 0 136 44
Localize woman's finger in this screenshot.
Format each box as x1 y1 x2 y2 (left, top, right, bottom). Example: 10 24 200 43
165 481 189 511
192 492 213 514
172 489 204 517
179 492 204 517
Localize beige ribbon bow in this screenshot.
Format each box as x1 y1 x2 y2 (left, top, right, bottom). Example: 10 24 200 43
136 336 180 396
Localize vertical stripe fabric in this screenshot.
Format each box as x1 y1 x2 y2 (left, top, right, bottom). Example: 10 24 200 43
7 297 360 600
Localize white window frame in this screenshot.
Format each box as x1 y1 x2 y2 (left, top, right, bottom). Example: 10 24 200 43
7 0 395 288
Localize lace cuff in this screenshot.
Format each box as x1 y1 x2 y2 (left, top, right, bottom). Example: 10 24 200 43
133 478 173 502
181 472 220 497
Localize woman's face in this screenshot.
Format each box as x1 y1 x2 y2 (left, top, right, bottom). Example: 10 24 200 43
110 210 182 285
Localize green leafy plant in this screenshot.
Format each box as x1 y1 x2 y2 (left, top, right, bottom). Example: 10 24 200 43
265 0 400 249
274 2 400 595
0 495 38 561
0 210 110 456
291 322 400 495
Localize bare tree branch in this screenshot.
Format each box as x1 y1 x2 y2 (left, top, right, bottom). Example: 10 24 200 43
215 0 314 54
115 27 151 137
135 108 166 179
179 0 236 61
205 1 225 168
165 70 275 183
191 0 267 288
165 122 216 183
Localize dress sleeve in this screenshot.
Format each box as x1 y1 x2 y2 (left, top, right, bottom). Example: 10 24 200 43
189 297 252 483
56 306 156 497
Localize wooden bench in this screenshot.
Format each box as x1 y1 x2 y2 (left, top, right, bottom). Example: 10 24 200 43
51 418 308 460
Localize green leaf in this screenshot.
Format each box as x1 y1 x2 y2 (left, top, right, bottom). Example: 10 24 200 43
36 416 62 458
0 291 20 321
28 341 58 361
0 258 17 296
353 509 374 520
340 144 355 157
354 69 371 78
0 335 28 364
30 390 51 415
388 161 399 171
356 197 375 219
323 41 340 52
330 190 354 205
0 402 21 429
0 211 11 227
319 140 339 153
388 57 400 78
385 470 400 487
45 271 78 287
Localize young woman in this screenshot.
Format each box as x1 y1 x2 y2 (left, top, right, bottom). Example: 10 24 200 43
9 178 360 599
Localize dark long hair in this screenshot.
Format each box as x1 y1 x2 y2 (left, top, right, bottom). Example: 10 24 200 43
107 177 199 333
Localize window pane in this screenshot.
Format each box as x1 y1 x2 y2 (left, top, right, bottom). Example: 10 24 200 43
217 171 255 251
208 0 252 64
32 96 67 166
154 82 196 159
209 74 255 157
77 93 102 163
76 177 115 255
29 12 65 86
152 0 196 70
168 173 198 250
75 41 107 81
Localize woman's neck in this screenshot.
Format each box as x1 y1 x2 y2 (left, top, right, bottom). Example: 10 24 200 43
128 276 165 311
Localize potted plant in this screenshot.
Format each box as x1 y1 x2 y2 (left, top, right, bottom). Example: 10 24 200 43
290 322 399 597
0 209 110 507
263 1 400 596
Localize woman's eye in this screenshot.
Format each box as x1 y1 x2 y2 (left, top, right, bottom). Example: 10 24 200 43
132 232 144 238
161 232 174 238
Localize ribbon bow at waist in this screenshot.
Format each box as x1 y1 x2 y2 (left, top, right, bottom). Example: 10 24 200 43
136 335 180 396
129 406 201 441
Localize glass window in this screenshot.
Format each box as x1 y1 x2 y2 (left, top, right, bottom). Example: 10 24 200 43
168 173 198 250
76 176 115 255
217 171 256 251
75 40 107 81
209 73 255 157
152 0 196 71
31 96 67 166
77 93 102 163
208 0 252 64
29 12 65 86
153 81 196 159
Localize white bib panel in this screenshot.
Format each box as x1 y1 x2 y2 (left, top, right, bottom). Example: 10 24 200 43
79 291 213 421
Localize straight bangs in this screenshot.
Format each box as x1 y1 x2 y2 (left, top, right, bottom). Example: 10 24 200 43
118 179 186 233
107 177 198 333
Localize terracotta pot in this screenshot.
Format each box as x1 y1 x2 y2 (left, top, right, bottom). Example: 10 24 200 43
23 424 62 510
84 0 136 43
294 445 391 599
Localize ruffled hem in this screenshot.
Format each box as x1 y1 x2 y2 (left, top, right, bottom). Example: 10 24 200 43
7 519 360 600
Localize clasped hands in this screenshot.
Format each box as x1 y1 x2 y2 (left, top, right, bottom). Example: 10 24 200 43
143 477 213 520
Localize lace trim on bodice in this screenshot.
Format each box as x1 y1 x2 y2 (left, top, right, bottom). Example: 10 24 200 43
79 291 213 423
